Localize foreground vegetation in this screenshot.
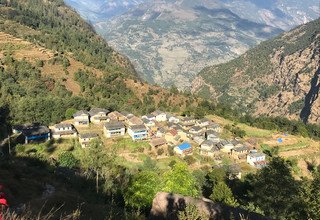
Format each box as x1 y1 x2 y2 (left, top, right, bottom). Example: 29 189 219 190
2 137 320 219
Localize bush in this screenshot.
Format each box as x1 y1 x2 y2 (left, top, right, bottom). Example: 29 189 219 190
184 155 196 165
58 151 79 168
157 148 164 155
65 108 77 119
169 160 176 168
168 146 174 156
15 144 25 154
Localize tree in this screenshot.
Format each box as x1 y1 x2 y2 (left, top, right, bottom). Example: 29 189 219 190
178 204 208 220
81 139 110 193
302 171 320 219
65 108 77 119
124 171 161 209
210 181 238 207
249 157 304 219
58 151 79 168
162 162 200 197
203 167 227 198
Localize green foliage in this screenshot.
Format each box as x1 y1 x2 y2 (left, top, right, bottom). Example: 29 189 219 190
184 155 196 165
162 162 200 197
140 156 158 171
260 144 279 157
15 144 25 154
58 151 79 168
124 171 161 209
0 0 136 76
35 59 44 67
301 171 320 219
157 148 164 156
210 181 239 207
257 84 280 100
48 55 70 68
196 101 320 140
224 124 246 138
248 157 305 219
178 204 208 220
65 108 77 119
288 99 305 114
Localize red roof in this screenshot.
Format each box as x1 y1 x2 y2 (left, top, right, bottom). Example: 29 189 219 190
169 129 178 136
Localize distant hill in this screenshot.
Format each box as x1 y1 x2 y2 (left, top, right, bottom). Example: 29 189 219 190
64 0 146 22
65 0 319 89
192 18 320 124
95 0 282 89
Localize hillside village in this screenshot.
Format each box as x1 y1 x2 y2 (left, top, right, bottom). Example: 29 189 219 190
12 108 268 172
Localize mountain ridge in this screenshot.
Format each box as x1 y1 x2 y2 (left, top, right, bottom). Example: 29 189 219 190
96 0 283 89
192 18 320 124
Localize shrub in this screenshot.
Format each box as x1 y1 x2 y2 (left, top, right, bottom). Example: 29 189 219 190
168 146 174 156
157 148 164 155
184 155 196 165
58 151 79 168
15 144 25 154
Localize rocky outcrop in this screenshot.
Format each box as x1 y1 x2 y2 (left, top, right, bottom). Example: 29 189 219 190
149 192 268 220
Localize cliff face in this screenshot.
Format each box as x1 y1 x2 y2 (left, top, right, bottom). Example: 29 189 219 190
193 18 320 123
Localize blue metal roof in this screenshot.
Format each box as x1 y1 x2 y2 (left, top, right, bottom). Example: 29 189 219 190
178 143 191 150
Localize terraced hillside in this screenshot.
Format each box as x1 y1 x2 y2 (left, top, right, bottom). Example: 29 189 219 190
0 0 198 139
193 18 320 124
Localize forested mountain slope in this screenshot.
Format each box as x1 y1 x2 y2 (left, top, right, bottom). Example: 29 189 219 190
0 0 197 139
192 18 320 124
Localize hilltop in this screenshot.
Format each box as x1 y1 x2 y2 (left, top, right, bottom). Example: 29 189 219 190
192 18 320 124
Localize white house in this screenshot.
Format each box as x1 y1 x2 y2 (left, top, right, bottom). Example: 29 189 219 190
232 146 249 159
166 114 180 124
174 143 192 156
220 140 234 153
206 130 220 143
89 108 110 124
128 125 148 140
207 123 222 133
79 133 99 148
142 118 156 128
142 114 156 121
152 110 167 122
73 110 90 126
189 126 204 135
247 152 267 168
193 136 206 145
201 140 214 151
179 117 196 129
196 118 211 127
103 121 125 138
200 144 220 157
52 123 77 139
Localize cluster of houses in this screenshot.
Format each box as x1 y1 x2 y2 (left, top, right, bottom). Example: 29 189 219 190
12 108 267 168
